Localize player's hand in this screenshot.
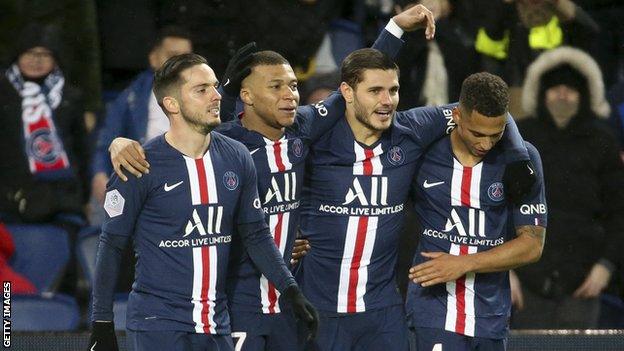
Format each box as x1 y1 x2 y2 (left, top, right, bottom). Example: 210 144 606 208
290 238 310 266
109 137 149 181
222 42 258 96
509 270 524 310
409 252 471 287
87 321 119 351
573 263 611 298
392 4 436 39
92 172 110 204
281 285 319 340
503 160 537 205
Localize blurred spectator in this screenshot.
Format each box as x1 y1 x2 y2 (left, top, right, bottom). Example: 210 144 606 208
0 0 102 130
301 70 341 104
511 46 624 329
90 26 192 223
0 223 36 295
0 24 89 225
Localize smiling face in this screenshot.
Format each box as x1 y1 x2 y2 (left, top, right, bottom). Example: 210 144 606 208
176 64 222 135
452 105 506 157
343 68 399 132
241 63 300 130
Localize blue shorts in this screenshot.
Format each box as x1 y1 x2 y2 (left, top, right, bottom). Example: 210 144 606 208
306 305 408 351
128 330 234 351
410 327 506 351
230 309 301 351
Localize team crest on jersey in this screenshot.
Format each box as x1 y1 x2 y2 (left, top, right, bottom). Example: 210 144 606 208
387 146 404 165
487 182 504 201
223 171 239 190
292 138 303 158
104 189 125 218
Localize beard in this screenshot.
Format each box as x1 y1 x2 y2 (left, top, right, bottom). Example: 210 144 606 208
353 98 392 132
546 100 579 128
181 105 220 135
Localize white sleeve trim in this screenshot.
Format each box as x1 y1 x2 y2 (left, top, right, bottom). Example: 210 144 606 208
385 18 404 39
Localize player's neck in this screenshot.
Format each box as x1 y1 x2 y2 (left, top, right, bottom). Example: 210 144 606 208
165 125 212 159
241 109 285 141
450 130 483 167
346 111 382 146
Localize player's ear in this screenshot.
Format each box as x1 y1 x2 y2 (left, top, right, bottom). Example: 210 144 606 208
452 106 461 125
240 87 253 106
162 96 180 115
340 82 354 104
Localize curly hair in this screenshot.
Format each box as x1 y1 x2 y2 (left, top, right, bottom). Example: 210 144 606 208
459 72 509 117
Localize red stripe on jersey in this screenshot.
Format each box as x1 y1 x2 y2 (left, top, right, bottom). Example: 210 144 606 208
273 141 286 172
267 213 284 313
363 149 374 176
195 158 209 204
461 167 472 207
455 244 469 334
200 246 212 333
347 216 369 313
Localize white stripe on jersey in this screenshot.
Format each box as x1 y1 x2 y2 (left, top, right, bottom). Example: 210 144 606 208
260 212 291 313
263 136 292 173
337 216 378 313
184 153 219 205
451 159 463 206
191 246 218 334
352 142 384 175
470 163 483 208
444 244 478 337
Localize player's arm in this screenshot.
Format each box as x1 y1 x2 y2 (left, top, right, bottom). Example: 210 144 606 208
235 151 319 340
410 143 546 287
300 5 435 142
88 172 147 350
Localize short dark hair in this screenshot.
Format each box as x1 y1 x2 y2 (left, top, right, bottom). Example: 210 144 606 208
153 53 207 110
150 25 192 51
248 50 290 69
459 72 509 117
341 48 399 88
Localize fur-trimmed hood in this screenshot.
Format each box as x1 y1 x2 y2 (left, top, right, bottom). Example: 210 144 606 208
521 46 610 119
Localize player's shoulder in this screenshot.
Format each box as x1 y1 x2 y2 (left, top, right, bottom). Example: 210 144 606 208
211 131 253 161
141 134 177 163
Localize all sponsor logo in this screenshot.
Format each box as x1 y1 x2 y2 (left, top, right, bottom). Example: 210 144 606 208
487 182 504 202
343 177 388 206
223 171 239 190
387 146 404 165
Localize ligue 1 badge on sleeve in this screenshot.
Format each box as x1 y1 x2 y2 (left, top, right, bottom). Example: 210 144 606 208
104 189 125 217
223 171 239 190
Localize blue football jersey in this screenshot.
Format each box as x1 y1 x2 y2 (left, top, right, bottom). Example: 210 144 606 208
102 133 265 334
405 138 547 339
297 105 459 313
218 93 346 314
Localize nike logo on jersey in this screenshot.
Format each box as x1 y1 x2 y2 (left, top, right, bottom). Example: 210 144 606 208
90 342 97 351
249 148 259 155
423 180 445 188
527 164 534 175
224 78 230 86
164 181 184 192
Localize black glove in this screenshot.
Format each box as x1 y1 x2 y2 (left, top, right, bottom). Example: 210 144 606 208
87 321 119 351
503 160 537 205
221 42 258 96
280 285 319 340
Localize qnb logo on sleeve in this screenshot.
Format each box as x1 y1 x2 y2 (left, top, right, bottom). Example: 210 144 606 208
519 204 547 215
314 101 328 117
